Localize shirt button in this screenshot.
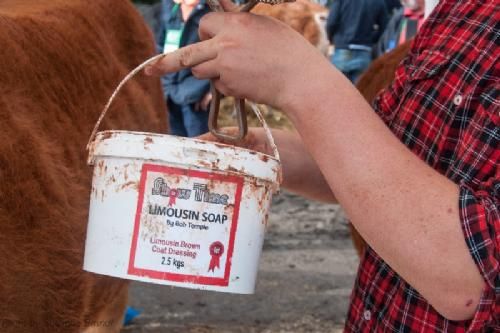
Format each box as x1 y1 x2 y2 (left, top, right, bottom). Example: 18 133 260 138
363 310 372 321
453 94 463 106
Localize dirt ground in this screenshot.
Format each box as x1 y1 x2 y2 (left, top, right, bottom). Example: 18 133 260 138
122 191 359 333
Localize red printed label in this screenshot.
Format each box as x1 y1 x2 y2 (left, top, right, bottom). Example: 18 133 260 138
128 164 243 286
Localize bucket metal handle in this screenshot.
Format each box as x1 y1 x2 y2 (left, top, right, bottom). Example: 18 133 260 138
86 54 281 168
205 0 258 144
87 53 165 151
204 0 292 143
208 86 248 143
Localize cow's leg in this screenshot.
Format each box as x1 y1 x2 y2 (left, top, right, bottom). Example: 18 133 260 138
82 284 128 333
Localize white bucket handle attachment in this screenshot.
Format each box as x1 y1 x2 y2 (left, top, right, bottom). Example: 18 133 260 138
86 53 281 165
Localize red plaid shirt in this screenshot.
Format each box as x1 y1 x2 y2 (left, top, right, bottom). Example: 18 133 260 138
346 1 499 332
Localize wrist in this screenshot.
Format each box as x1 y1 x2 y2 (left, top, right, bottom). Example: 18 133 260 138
276 58 340 125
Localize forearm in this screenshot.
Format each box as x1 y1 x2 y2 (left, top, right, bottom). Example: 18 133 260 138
144 14 483 317
197 127 336 202
270 129 336 203
146 9 494 323
284 66 484 320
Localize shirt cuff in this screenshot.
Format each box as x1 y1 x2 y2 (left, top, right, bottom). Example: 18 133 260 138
458 181 499 330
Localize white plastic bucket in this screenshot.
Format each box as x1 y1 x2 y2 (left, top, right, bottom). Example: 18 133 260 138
83 54 281 294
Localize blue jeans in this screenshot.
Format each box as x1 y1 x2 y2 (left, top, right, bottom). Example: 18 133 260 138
167 98 209 137
331 48 372 83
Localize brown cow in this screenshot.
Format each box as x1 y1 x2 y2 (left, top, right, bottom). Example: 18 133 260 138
350 41 412 257
253 0 329 55
357 41 412 105
0 1 165 332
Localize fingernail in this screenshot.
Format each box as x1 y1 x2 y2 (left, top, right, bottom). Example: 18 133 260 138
144 66 152 75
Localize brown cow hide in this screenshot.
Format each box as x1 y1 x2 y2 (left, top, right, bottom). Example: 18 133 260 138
0 0 166 332
356 41 412 104
253 0 329 56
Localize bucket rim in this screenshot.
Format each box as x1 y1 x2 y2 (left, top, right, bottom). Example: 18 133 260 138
88 130 281 185
92 130 279 163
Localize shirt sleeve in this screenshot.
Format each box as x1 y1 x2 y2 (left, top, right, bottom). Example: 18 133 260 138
458 75 499 288
460 179 499 290
458 82 499 329
459 178 499 330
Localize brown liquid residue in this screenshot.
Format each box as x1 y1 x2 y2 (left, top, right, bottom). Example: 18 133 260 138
101 132 114 140
144 136 153 150
120 181 139 191
97 160 105 176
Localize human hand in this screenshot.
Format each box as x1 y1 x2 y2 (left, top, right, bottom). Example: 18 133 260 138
145 0 331 112
194 92 212 112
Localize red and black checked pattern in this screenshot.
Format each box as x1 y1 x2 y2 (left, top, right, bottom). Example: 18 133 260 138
346 1 499 331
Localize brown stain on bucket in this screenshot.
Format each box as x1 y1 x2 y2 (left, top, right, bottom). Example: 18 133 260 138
144 136 153 150
167 174 182 185
97 160 105 176
120 181 139 191
100 132 114 140
105 174 117 186
224 203 235 215
243 176 272 219
142 215 166 240
197 160 212 169
263 213 269 226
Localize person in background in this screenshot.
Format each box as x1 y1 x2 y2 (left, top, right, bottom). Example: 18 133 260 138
384 0 402 15
157 0 212 137
146 0 498 330
326 0 388 83
374 0 425 57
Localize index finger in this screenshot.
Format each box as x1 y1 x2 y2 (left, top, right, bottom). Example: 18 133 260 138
144 38 218 76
